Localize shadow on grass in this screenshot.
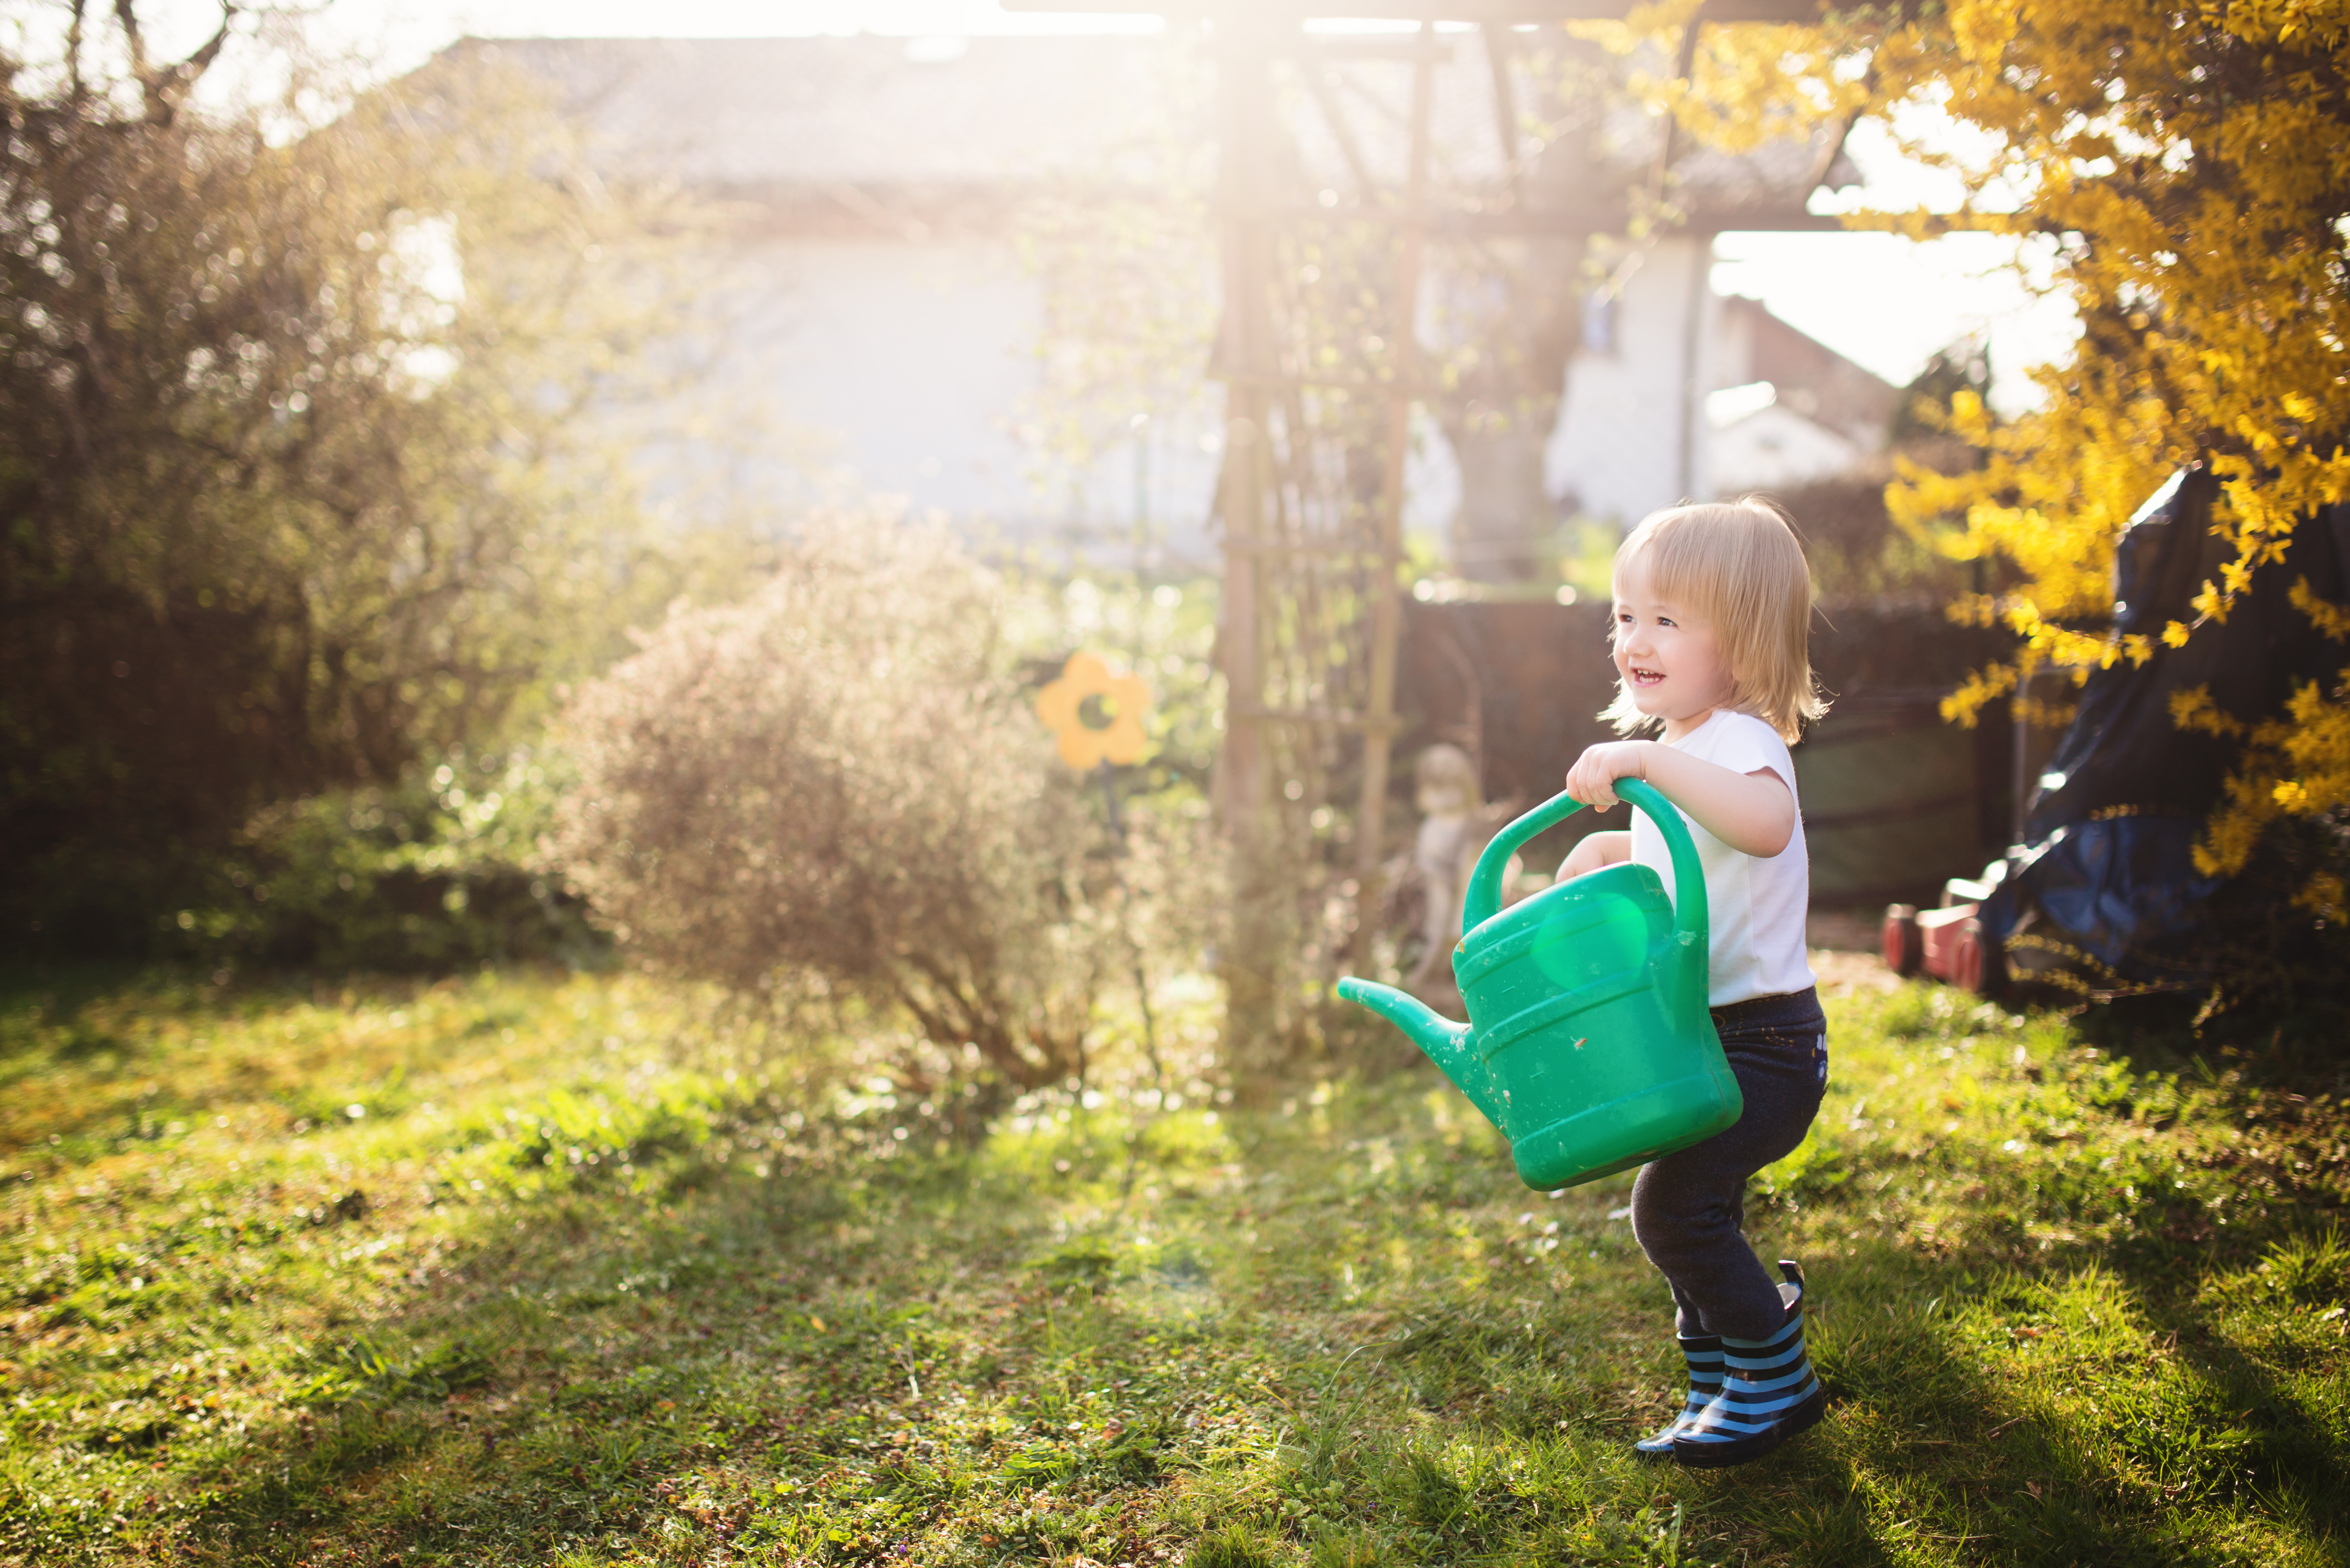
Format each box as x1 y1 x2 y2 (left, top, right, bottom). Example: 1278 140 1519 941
1703 1221 2350 1568
163 1166 878 1563
1278 1158 2350 1565
0 960 154 1063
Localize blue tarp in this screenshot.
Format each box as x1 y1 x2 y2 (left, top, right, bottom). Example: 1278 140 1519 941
1978 467 2350 987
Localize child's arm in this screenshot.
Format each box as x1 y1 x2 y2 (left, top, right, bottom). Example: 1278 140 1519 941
1558 829 1630 882
1564 740 1796 858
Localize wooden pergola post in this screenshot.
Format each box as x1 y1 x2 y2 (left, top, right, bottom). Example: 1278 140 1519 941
1210 9 1287 1080
1347 23 1438 942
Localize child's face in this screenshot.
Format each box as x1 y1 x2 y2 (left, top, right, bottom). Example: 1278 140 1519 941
1610 560 1733 738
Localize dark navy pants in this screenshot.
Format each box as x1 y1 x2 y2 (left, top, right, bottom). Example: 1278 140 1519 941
1629 986 1828 1341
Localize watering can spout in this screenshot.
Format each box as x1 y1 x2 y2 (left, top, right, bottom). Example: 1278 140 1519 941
1335 977 1505 1130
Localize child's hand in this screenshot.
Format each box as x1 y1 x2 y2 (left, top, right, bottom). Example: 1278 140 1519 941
1557 829 1630 882
1565 741 1653 813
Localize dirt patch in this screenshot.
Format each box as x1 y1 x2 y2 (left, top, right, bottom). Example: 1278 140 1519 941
1810 946 1900 996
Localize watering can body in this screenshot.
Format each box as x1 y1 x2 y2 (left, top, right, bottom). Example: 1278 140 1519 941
1338 778 1743 1190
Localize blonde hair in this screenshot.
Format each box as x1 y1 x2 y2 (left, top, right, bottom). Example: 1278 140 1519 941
1600 498 1825 743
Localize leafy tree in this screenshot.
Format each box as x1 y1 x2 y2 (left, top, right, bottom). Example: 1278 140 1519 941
1876 0 2350 920
1887 337 1990 452
0 7 704 948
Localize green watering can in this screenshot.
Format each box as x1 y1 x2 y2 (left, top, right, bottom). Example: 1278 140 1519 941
1337 778 1742 1190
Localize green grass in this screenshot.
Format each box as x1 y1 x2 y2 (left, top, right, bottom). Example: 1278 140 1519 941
1 957 2344 1566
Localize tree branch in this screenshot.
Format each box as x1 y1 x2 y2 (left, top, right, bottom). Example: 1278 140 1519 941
112 0 148 83
67 0 89 106
116 0 237 127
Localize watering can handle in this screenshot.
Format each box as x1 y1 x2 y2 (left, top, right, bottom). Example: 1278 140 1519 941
1459 778 1709 954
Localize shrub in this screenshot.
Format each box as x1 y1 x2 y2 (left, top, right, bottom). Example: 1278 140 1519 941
159 746 600 972
555 514 1172 1092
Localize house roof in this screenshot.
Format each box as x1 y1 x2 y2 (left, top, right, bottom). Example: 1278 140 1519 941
1719 293 1899 443
441 32 1851 235
445 35 1195 192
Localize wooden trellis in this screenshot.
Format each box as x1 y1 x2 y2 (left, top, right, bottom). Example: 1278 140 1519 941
1016 0 1837 1067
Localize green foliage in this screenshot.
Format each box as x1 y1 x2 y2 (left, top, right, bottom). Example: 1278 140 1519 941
154 745 600 972
0 14 724 954
291 1335 494 1409
1189 1524 1282 1568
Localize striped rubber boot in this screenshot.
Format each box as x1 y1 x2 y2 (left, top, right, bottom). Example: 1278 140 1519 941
1633 1333 1725 1459
1671 1261 1825 1468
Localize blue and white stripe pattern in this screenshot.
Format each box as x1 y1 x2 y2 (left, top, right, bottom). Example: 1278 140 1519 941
1634 1334 1725 1459
1671 1309 1824 1466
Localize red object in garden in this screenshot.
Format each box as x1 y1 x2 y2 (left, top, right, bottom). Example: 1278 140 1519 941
1882 904 1923 975
1880 874 2001 996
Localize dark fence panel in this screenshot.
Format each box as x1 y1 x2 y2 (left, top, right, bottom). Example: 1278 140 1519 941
1395 597 2014 902
1795 691 1987 904
1803 602 2016 903
1395 601 1618 873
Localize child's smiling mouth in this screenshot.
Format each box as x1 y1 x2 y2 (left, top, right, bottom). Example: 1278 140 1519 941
1630 666 1666 687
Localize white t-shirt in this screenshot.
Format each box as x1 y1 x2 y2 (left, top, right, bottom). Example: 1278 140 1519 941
1629 708 1816 1007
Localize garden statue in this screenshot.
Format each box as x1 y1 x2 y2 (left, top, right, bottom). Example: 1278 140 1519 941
1406 743 1489 994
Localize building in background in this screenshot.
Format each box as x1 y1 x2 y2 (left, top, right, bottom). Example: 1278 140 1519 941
1548 259 1900 523
451 32 1227 563
455 32 1891 568
1703 292 1901 498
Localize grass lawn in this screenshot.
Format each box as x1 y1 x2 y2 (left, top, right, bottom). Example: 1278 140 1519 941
1 954 2345 1567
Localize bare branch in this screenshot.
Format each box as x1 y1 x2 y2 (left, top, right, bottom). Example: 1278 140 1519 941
66 0 89 105
174 4 239 96
112 0 147 82
117 0 238 127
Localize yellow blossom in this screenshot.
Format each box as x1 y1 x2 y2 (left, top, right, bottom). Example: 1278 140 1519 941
1594 0 2350 917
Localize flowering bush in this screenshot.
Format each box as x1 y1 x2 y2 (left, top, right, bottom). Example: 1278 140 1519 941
1592 0 2350 1009
555 515 1188 1092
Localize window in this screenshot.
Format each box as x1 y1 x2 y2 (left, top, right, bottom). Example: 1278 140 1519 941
1581 291 1619 355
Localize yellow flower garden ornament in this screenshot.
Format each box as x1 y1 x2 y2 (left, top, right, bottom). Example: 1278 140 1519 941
1035 652 1153 771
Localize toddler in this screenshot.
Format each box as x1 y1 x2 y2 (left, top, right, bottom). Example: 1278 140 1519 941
1556 499 1829 1468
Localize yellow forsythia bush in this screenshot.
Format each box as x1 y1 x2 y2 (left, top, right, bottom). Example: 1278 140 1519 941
1603 0 2350 918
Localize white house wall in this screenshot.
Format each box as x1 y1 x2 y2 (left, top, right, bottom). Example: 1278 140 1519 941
720 236 1222 564
1543 237 1721 527
714 230 1740 563
461 38 1883 567
649 224 1849 570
